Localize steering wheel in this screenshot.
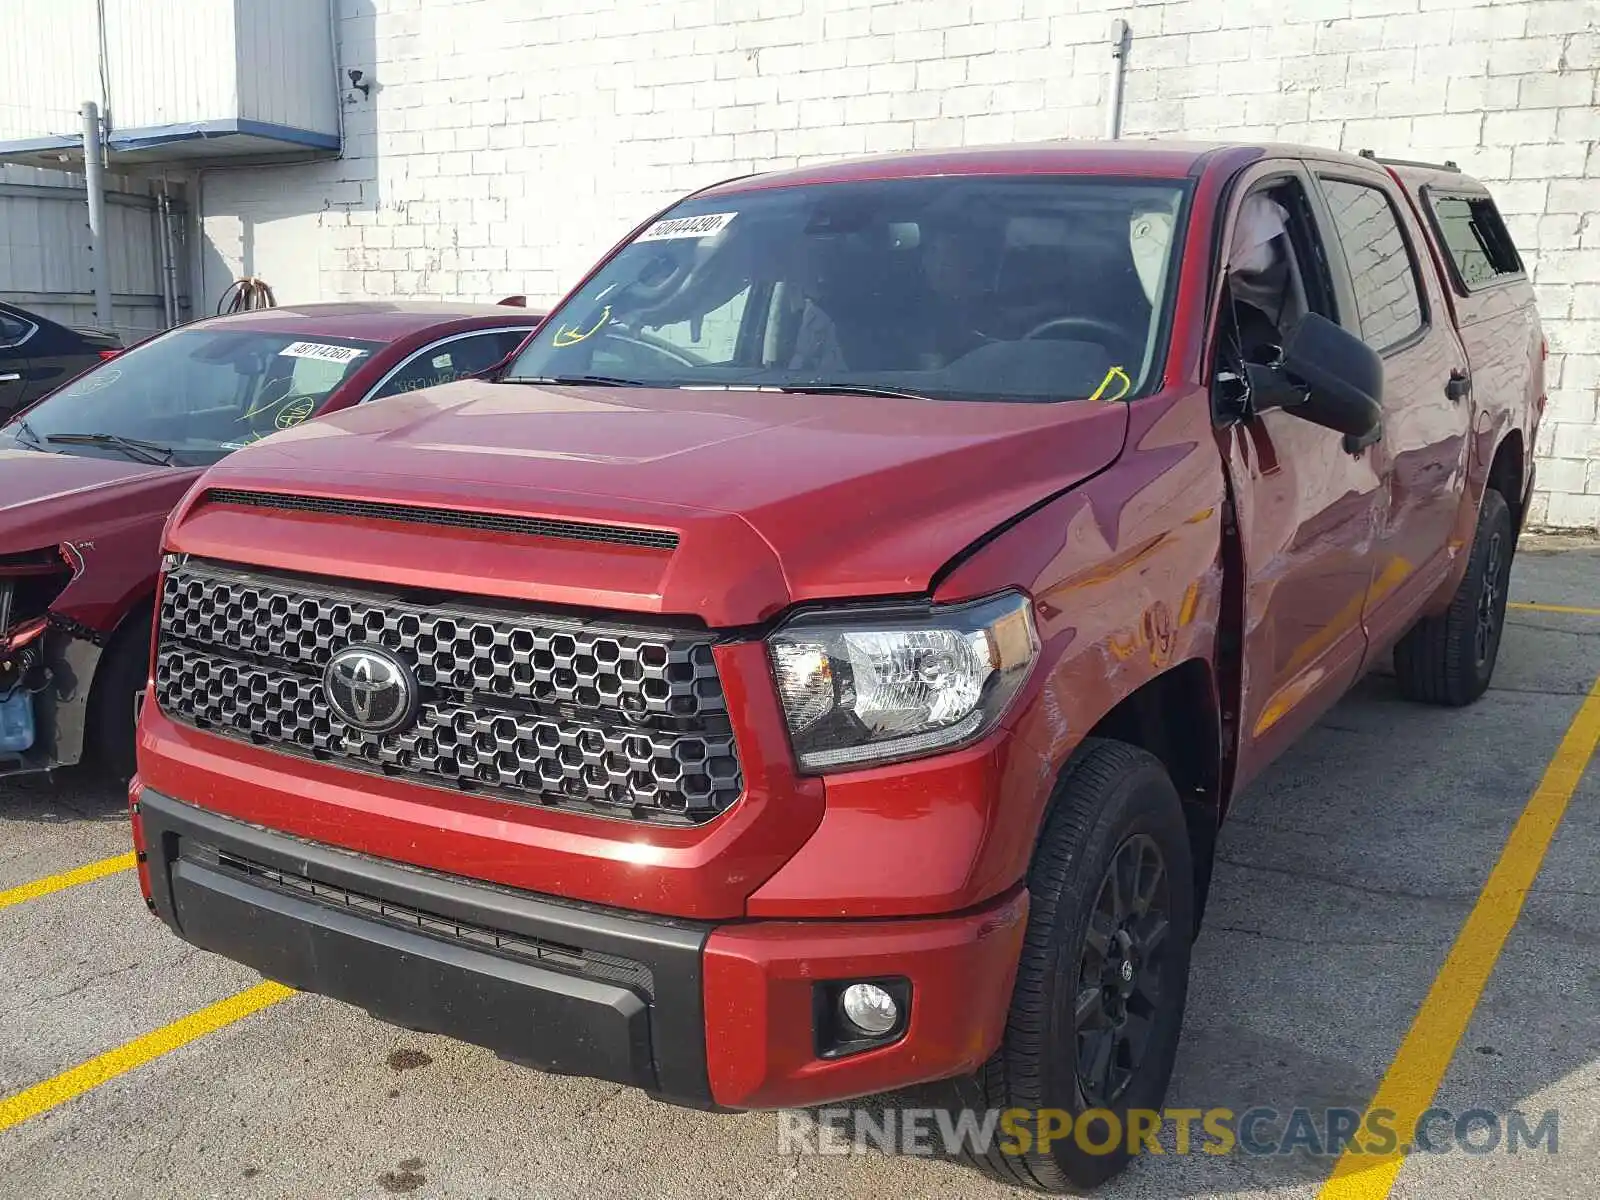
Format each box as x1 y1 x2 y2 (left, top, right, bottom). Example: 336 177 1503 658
597 331 706 371
1024 315 1136 348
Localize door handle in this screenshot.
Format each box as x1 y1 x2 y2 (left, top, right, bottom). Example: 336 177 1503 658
0 373 21 383
1445 368 1470 402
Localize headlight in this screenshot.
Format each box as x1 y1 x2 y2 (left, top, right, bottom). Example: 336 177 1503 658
767 591 1039 772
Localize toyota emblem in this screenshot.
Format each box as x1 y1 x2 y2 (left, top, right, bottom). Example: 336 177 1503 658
323 645 418 735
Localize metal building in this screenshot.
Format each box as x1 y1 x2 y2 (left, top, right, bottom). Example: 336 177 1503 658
0 0 341 339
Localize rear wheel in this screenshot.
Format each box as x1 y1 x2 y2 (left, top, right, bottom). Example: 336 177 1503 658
1394 489 1513 707
958 739 1194 1192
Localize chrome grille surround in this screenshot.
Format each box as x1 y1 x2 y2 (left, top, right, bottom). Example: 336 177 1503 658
154 559 743 823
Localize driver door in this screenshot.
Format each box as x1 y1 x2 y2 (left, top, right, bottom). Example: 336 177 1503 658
1214 162 1386 792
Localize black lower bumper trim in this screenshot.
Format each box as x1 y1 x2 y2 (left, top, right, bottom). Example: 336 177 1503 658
138 789 716 1106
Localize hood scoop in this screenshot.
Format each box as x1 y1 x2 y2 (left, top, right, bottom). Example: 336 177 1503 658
201 488 681 552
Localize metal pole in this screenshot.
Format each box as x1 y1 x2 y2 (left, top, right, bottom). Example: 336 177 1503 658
158 180 180 327
154 199 173 327
81 100 114 331
1105 19 1130 141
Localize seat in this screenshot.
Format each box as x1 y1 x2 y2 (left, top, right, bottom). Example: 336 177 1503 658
996 237 1150 341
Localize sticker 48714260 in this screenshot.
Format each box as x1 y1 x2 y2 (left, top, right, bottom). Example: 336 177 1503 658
636 212 738 242
278 341 369 364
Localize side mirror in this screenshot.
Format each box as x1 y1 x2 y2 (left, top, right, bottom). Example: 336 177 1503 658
1246 312 1384 452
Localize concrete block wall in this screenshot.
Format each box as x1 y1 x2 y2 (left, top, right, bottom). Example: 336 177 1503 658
198 0 1600 530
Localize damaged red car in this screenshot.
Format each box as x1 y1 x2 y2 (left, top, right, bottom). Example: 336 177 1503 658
0 301 542 781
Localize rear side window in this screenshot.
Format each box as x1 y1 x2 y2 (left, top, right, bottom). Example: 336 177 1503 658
1319 178 1425 353
1427 194 1523 291
0 313 31 346
369 329 533 400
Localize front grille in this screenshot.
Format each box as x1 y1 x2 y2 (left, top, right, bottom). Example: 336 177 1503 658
203 845 654 998
203 489 680 551
155 559 744 824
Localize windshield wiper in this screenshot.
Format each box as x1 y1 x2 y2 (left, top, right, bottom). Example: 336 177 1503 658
778 383 937 401
45 432 176 466
8 417 49 450
506 374 650 388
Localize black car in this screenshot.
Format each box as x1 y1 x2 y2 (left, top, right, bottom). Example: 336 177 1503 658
0 302 123 421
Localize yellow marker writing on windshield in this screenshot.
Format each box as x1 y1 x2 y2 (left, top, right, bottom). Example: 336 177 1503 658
553 305 611 348
239 382 301 424
275 397 316 429
238 393 281 422
1088 365 1133 403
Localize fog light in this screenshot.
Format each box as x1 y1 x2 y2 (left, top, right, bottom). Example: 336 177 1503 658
840 983 899 1036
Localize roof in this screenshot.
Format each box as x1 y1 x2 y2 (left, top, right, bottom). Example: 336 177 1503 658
698 138 1389 196
201 301 542 341
1378 159 1488 195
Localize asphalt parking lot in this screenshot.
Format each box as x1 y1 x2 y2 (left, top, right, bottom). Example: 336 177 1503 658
1 545 1596 1200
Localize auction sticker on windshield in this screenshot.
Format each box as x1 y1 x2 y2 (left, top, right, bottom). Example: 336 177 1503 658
636 212 737 241
278 341 369 364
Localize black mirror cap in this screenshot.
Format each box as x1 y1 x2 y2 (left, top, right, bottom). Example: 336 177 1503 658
1278 312 1384 440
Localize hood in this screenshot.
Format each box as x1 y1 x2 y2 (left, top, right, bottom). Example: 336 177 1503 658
0 446 199 554
174 381 1129 625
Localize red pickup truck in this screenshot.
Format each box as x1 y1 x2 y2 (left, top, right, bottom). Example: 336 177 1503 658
130 142 1542 1190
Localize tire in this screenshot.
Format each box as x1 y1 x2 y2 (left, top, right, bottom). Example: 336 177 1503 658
1394 489 1513 707
956 738 1195 1192
84 611 152 783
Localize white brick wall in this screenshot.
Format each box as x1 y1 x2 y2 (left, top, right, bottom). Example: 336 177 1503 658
197 0 1600 530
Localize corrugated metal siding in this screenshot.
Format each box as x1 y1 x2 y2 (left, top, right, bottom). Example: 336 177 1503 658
0 169 186 340
0 194 82 294
0 0 99 142
235 0 339 137
0 0 333 143
102 0 237 131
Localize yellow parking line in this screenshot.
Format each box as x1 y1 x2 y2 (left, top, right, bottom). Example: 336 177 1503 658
0 981 294 1134
0 853 136 912
1318 671 1600 1200
1508 601 1600 617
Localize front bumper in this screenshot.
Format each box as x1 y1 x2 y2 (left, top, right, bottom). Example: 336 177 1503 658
134 786 1028 1110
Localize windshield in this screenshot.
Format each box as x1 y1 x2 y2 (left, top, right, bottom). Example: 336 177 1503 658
0 328 381 467
504 176 1189 403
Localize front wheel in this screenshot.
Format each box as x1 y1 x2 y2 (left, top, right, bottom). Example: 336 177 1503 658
958 739 1195 1192
1394 488 1513 707
85 612 152 782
